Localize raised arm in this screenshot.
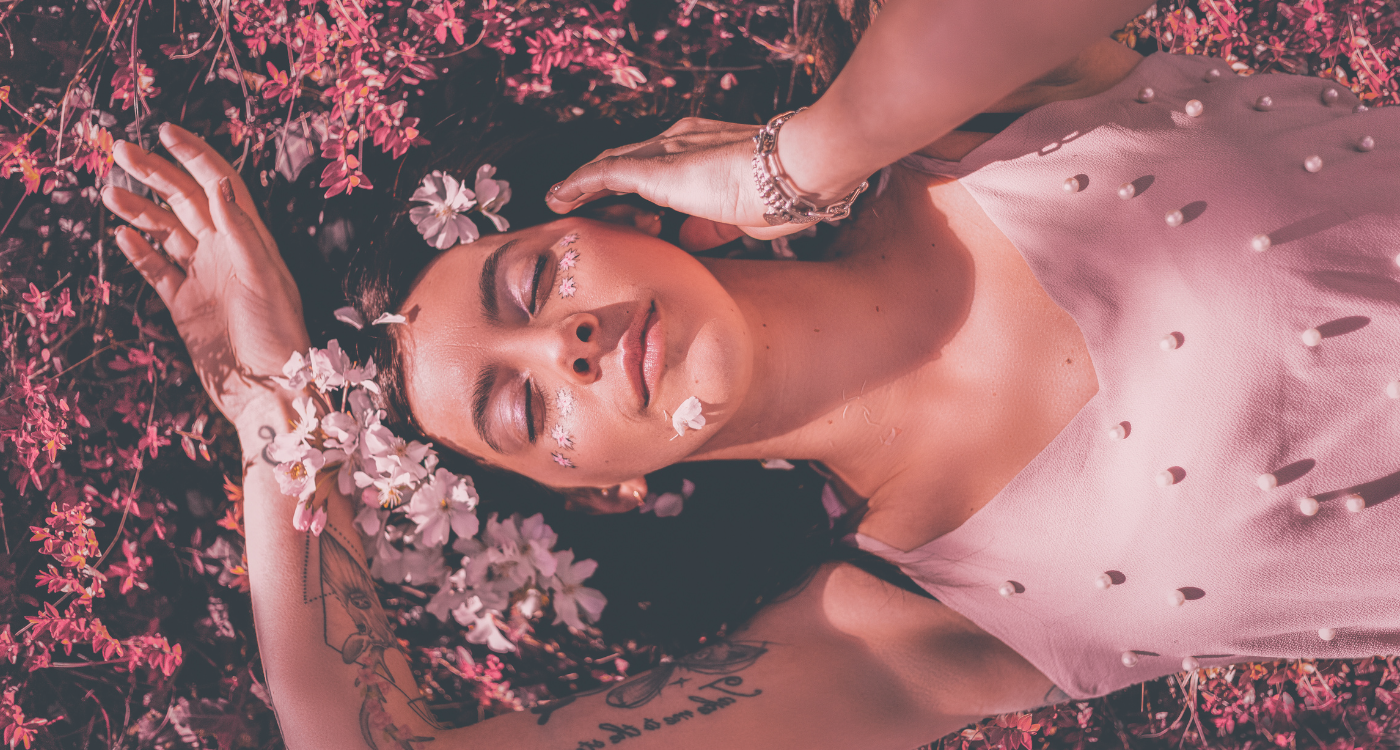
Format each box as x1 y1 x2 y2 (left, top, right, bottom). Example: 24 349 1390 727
546 0 1153 246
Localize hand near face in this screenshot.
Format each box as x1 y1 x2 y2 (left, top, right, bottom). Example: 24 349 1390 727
102 123 312 428
544 117 816 252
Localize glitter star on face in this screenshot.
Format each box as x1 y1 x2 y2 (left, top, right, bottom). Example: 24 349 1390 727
558 249 579 271
550 424 573 449
558 277 576 298
552 452 575 468
555 387 575 417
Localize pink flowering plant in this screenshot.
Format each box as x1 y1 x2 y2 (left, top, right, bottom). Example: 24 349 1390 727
2 0 1400 747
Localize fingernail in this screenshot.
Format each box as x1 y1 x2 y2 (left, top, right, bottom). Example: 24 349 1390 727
219 176 234 203
550 183 562 194
158 122 171 139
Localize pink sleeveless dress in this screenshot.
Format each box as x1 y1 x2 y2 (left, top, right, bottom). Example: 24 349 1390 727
853 51 1400 699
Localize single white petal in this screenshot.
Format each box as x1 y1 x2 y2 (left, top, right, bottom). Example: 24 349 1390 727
671 396 706 437
334 306 366 329
372 313 407 325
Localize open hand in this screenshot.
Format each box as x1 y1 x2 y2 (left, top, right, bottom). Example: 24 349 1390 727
102 123 311 428
544 117 819 252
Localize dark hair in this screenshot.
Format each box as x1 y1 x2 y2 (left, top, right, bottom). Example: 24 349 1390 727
329 5 917 651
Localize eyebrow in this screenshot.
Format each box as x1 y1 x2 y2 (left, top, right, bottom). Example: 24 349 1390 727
471 365 501 453
478 238 519 325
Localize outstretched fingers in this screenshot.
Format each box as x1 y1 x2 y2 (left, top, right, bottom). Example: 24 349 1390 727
101 184 199 267
114 225 185 304
158 123 275 249
112 140 213 242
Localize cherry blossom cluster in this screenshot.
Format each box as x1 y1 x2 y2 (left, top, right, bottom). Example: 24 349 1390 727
271 342 606 650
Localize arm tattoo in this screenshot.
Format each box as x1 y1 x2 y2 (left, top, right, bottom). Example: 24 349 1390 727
308 525 441 749
533 639 771 748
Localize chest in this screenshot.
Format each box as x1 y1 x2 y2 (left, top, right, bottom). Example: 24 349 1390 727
851 168 1100 552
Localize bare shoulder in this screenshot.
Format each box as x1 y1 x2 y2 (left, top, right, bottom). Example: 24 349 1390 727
787 561 1061 716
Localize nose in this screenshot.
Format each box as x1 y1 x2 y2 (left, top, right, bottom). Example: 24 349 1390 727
553 312 602 384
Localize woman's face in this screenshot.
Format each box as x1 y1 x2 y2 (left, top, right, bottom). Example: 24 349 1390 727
399 217 753 487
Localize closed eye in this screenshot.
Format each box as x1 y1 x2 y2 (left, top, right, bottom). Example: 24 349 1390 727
528 254 549 315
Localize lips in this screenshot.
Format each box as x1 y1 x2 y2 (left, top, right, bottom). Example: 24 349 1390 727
621 301 662 409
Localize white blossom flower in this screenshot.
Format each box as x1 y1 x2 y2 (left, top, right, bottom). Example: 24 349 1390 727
353 465 416 510
558 249 579 271
273 350 312 391
355 503 388 537
427 567 476 622
406 468 480 548
550 425 573 449
672 396 706 437
274 444 324 502
547 549 606 630
516 588 543 619
361 424 432 483
639 479 693 518
517 513 560 578
334 306 366 330
474 164 511 232
558 277 576 298
268 395 320 463
409 170 480 249
344 357 379 394
309 340 351 392
452 596 516 653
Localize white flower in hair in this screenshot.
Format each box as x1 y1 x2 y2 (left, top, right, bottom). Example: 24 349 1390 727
474 164 512 232
455 596 516 653
409 170 480 249
548 549 607 630
406 468 480 548
334 306 366 330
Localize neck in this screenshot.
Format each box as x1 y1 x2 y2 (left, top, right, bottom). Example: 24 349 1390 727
684 175 974 491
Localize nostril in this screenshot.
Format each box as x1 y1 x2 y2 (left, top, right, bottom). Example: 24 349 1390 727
573 358 589 374
577 324 592 343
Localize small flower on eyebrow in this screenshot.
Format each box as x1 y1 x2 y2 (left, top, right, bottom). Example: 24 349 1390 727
550 425 574 449
552 452 575 468
558 277 576 298
559 232 579 247
559 249 579 271
555 388 575 417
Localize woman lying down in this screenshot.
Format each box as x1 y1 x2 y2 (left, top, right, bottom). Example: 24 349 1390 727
98 0 1400 746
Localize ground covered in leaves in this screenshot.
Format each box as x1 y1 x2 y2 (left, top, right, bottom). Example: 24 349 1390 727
2 0 1399 748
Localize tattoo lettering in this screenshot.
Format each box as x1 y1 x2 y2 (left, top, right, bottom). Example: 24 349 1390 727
552 639 770 747
605 640 769 710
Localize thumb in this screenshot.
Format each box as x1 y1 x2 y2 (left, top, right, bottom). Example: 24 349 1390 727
678 217 746 253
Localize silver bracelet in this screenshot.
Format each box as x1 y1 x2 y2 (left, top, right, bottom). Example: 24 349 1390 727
751 108 869 226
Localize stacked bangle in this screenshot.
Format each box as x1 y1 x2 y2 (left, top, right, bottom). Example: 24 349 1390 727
751 108 869 226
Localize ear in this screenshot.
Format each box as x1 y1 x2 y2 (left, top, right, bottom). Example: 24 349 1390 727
581 203 664 237
562 476 650 514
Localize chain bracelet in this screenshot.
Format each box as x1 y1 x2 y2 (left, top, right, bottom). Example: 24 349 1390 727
751 108 869 226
